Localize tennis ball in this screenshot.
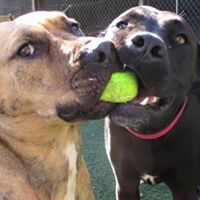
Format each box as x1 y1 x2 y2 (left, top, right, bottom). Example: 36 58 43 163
100 71 138 103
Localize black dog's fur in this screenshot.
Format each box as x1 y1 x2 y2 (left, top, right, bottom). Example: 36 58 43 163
104 6 200 200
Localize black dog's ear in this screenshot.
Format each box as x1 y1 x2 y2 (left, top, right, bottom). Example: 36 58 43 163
196 42 200 81
191 43 200 95
198 42 200 71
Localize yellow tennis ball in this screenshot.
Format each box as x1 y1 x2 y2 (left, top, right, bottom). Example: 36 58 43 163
100 71 138 103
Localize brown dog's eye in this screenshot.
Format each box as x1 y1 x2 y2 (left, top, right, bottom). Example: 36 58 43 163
18 44 35 57
116 21 128 29
71 23 84 36
71 23 80 32
174 34 187 45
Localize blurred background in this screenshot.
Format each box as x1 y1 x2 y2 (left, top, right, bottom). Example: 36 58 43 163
0 0 199 199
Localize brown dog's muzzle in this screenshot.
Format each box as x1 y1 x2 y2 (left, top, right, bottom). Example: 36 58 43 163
57 38 122 122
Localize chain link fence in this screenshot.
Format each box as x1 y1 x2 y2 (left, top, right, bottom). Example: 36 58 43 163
0 0 199 39
0 0 32 17
36 0 138 35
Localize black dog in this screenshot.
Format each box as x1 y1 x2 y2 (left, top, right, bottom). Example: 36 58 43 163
104 6 200 200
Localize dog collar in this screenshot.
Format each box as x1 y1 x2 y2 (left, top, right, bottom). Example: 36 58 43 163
126 97 188 140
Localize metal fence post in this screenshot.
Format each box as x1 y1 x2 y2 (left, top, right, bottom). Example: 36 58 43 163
139 0 144 5
32 0 39 11
175 0 179 14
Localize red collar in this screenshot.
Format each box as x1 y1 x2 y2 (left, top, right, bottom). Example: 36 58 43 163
126 97 188 140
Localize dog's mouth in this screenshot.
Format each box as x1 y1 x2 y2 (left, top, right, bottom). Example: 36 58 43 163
110 65 177 133
130 77 173 111
57 64 118 122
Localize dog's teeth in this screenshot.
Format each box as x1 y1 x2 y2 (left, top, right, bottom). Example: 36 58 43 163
152 97 159 103
88 78 96 81
140 97 149 105
123 64 128 70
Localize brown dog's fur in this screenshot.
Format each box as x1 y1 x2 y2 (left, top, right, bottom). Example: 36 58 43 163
0 11 94 200
0 11 118 200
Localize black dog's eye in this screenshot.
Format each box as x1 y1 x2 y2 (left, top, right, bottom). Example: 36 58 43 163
17 44 35 57
174 34 188 45
116 21 128 29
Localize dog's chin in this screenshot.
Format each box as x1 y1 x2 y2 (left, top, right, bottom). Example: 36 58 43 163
109 86 178 133
57 101 116 122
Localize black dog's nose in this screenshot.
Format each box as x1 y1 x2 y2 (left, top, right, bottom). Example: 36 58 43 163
80 39 118 66
131 33 165 59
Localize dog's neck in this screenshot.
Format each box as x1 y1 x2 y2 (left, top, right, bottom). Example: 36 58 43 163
0 113 81 199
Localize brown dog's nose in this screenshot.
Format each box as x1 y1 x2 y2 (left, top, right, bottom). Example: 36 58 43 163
80 39 118 66
130 33 166 59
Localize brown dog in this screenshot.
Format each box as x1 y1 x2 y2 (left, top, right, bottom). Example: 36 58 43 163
0 11 120 200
